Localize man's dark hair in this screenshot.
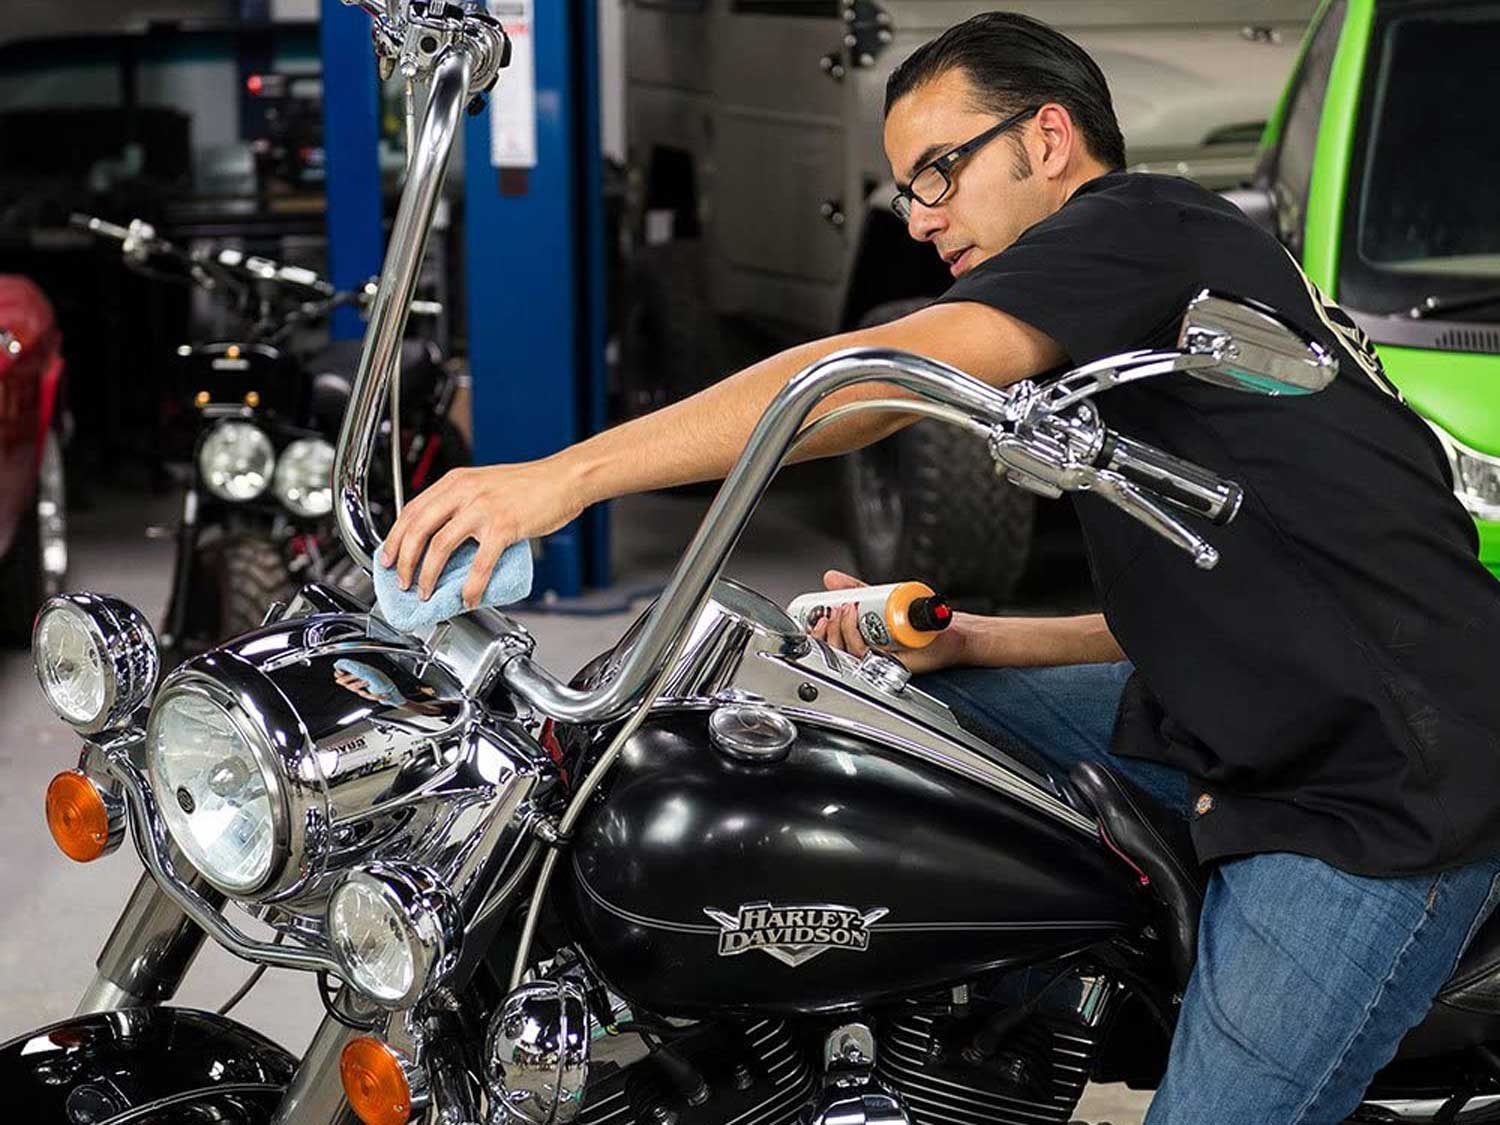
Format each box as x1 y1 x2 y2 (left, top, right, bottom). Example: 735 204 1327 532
884 12 1127 172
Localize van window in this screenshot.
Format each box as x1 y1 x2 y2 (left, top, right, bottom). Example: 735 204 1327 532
1339 1 1500 314
1268 0 1347 255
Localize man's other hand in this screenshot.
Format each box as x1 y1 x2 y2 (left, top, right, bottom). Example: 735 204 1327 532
805 568 967 676
380 459 589 608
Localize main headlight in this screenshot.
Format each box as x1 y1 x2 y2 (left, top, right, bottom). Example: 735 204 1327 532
147 685 282 895
1429 422 1500 521
272 438 335 517
200 421 275 502
33 594 159 734
328 865 458 1009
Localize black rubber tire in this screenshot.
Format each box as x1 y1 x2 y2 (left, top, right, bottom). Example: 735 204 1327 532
0 499 44 647
617 241 728 417
842 298 1036 607
217 535 296 641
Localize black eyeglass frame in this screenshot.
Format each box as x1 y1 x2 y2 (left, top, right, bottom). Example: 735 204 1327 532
892 104 1044 221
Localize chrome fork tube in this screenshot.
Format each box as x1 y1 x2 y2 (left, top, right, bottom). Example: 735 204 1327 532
77 857 223 1013
334 46 472 572
268 1012 362 1125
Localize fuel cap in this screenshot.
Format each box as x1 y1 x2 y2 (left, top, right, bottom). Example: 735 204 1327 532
709 703 797 764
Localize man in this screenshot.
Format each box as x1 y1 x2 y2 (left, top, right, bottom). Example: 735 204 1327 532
383 13 1500 1121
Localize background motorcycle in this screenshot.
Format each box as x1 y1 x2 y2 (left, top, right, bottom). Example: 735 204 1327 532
10 10 1500 1125
74 213 469 659
0 273 68 646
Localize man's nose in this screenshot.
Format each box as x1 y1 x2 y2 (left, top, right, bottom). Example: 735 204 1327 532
904 201 944 242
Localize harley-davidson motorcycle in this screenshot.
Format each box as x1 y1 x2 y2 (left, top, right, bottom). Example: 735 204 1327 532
11 6 1500 1124
73 212 467 659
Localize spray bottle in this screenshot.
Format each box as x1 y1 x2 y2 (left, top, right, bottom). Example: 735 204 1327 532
787 581 953 651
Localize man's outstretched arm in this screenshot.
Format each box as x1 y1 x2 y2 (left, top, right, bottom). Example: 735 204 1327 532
382 300 1063 605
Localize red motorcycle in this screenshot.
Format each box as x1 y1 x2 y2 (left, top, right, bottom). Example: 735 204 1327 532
0 276 67 644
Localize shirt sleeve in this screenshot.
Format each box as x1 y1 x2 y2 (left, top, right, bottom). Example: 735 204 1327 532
935 182 1200 365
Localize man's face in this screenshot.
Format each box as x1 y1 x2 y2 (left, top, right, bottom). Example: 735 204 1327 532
884 68 1059 279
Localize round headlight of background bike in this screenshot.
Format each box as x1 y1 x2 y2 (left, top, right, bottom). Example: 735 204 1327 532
328 865 458 1009
272 438 335 517
147 685 282 895
33 594 159 734
199 421 275 502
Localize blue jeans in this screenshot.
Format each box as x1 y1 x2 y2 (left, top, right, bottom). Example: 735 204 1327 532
917 663 1500 1124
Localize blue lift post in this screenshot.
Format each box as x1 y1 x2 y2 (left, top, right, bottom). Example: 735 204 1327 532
464 0 611 599
319 0 384 341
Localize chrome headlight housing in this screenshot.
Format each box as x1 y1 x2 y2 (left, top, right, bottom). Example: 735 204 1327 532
33 594 159 734
327 864 460 1008
146 680 287 896
199 421 275 502
272 438 335 518
1429 422 1500 521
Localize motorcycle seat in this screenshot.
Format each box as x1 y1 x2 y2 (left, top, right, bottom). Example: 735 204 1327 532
1068 761 1203 992
307 338 444 432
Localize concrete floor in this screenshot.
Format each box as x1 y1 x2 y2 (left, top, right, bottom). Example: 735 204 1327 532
0 468 1149 1123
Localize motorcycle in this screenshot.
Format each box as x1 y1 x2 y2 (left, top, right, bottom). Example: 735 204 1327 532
72 212 468 660
10 6 1500 1124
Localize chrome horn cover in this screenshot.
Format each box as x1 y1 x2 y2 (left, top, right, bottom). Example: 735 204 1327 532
484 979 591 1125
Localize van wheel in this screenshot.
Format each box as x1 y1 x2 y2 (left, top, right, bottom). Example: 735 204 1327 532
842 299 1036 606
618 242 727 416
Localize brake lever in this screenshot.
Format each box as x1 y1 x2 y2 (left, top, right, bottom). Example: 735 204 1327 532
1081 467 1220 570
986 393 1222 568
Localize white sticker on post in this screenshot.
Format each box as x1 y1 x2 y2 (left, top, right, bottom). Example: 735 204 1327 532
488 0 537 169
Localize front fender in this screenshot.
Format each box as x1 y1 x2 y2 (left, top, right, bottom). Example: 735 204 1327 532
0 1007 296 1123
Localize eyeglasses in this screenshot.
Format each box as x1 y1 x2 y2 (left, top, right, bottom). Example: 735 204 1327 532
892 104 1043 223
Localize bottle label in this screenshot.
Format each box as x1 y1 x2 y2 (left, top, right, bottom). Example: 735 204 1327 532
859 611 891 647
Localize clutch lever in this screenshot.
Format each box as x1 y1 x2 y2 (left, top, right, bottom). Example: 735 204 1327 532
1082 467 1220 570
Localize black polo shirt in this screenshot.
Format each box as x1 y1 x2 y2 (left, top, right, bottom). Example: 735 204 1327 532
939 170 1500 877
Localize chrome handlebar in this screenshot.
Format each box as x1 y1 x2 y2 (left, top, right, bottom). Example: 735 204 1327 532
334 46 474 570
496 346 1242 723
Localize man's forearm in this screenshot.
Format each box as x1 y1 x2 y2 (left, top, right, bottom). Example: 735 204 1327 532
562 335 911 505
953 612 1125 667
551 301 1061 507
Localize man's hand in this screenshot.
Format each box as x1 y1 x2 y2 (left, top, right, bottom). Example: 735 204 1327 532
380 458 589 608
805 568 968 676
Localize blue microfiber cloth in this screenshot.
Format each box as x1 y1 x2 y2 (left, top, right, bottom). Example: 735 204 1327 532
374 537 533 632
333 658 405 706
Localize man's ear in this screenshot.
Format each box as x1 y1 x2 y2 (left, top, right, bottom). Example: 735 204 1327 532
1035 102 1075 179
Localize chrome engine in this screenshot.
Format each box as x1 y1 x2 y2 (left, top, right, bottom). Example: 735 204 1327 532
876 976 1119 1125
565 1018 814 1125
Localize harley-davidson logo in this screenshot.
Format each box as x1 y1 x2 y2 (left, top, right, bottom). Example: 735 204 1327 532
702 901 889 968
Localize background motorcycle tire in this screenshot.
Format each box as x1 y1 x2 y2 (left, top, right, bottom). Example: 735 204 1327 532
841 298 1036 608
0 426 68 646
217 535 296 640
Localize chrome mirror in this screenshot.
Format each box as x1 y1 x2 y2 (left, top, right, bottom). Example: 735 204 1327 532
1178 290 1338 395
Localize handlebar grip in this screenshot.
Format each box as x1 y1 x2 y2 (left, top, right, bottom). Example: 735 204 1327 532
1094 431 1243 526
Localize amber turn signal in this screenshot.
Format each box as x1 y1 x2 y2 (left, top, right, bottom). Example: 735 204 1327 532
341 1037 414 1125
45 771 114 862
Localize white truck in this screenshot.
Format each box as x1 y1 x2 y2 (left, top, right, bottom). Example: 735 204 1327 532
621 0 1315 601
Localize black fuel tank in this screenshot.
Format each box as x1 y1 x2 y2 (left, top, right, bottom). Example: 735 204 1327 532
561 712 1141 1017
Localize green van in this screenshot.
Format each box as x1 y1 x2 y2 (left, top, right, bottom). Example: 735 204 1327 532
1233 0 1500 575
